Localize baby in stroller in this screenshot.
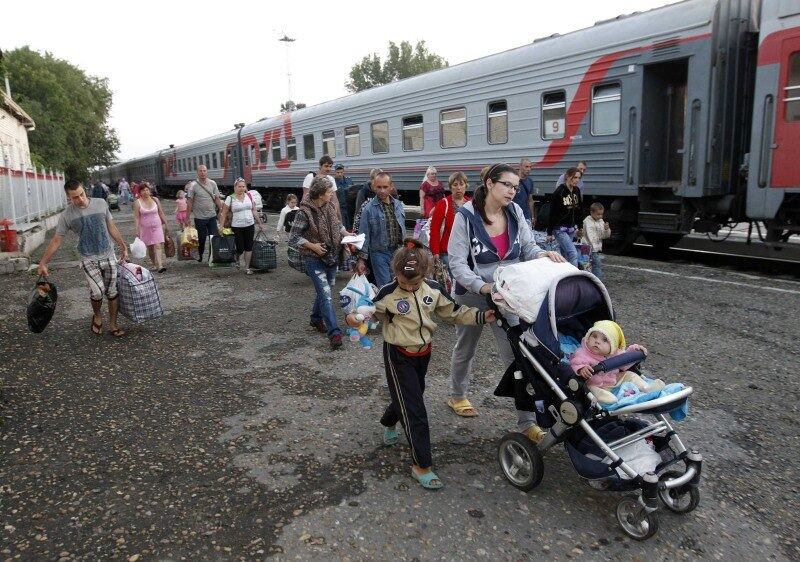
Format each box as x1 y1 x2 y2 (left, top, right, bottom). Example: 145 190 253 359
489 259 701 540
570 320 665 404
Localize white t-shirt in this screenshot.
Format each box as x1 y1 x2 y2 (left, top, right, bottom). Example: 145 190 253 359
225 194 255 228
303 173 337 192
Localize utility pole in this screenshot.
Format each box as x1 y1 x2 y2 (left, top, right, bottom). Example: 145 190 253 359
278 34 295 103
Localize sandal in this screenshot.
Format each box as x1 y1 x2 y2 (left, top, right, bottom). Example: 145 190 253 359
383 426 399 446
90 317 102 335
412 469 443 490
108 327 126 338
447 398 478 418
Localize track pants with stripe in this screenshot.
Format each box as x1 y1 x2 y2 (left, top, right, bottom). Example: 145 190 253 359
380 342 433 469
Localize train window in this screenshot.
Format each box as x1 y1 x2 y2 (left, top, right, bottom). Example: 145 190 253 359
402 115 424 151
487 101 508 144
322 130 335 156
286 137 297 161
272 138 281 163
542 91 566 140
303 134 315 160
212 152 217 169
205 154 210 169
244 148 250 167
591 83 621 136
440 107 467 148
219 151 225 169
192 156 198 170
785 52 800 121
345 126 360 156
371 121 389 154
259 143 267 164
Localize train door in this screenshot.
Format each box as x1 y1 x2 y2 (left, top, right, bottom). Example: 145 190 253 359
639 59 689 186
772 37 800 187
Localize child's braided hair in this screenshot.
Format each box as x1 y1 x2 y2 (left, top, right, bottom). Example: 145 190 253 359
391 238 431 280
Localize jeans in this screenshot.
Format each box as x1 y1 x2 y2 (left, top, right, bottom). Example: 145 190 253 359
337 189 349 228
370 249 395 288
591 251 603 279
194 216 219 260
554 229 578 267
306 258 341 338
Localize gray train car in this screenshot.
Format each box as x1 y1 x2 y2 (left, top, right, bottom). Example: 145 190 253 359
106 0 800 251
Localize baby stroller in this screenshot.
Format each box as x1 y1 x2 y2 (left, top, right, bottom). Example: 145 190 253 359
489 260 701 540
107 192 120 211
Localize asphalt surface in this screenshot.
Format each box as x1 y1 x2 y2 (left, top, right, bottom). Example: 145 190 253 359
1 201 798 561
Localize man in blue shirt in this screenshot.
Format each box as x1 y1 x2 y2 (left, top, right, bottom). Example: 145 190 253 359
513 158 535 227
334 164 353 228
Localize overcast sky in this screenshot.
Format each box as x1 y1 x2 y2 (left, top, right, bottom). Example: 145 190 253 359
3 0 678 161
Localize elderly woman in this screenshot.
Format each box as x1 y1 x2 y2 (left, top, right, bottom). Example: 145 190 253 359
133 182 169 273
419 166 445 219
447 163 565 440
289 177 350 350
219 177 265 275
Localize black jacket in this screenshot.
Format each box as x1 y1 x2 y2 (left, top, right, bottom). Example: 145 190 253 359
546 183 583 234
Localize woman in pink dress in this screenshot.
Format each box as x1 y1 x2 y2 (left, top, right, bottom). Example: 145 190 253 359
133 183 168 272
419 166 445 218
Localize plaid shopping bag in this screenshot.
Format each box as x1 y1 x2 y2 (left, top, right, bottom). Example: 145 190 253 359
117 263 164 323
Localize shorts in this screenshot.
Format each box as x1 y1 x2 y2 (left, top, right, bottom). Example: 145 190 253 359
232 224 255 254
80 257 118 301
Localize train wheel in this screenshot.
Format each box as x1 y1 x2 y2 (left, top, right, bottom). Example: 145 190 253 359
603 221 637 255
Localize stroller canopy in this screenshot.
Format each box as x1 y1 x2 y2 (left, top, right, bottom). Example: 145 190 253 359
493 260 613 357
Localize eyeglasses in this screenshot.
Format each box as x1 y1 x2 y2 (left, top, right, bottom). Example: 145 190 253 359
494 180 520 193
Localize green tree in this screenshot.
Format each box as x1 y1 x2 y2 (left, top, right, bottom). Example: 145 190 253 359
2 46 119 180
345 41 448 93
280 99 306 113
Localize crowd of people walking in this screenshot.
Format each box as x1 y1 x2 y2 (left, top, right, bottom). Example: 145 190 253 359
36 155 610 491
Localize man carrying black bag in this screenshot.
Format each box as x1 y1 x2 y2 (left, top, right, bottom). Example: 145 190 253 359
38 180 129 337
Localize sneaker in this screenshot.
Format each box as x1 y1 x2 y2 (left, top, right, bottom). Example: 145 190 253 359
309 319 326 333
245 268 253 275
522 425 546 445
330 334 343 350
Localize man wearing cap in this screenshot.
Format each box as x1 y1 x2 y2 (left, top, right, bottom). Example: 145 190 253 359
333 164 354 228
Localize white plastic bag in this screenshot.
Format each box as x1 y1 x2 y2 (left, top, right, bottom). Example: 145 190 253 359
130 237 147 260
339 274 377 315
492 259 576 322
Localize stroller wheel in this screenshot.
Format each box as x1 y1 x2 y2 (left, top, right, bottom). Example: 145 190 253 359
497 432 544 492
616 496 659 540
658 471 700 514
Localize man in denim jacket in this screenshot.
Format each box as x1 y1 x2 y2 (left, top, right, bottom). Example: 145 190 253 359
356 172 405 287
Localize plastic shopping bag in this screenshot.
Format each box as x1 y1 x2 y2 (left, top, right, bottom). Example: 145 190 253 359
130 237 147 260
26 276 58 333
181 227 199 248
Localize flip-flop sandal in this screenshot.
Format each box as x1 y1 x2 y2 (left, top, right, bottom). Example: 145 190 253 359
109 327 126 338
91 318 102 335
412 470 443 490
383 426 399 446
447 398 478 417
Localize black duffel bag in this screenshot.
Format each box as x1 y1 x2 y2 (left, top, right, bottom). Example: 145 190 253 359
27 276 58 333
209 233 236 268
251 230 277 271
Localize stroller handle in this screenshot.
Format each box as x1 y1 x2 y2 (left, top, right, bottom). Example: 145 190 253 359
592 350 646 374
484 291 503 319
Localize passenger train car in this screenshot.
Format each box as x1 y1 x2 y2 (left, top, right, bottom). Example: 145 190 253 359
101 0 799 252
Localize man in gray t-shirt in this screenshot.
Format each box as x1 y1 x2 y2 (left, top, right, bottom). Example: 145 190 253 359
186 164 223 262
38 180 129 337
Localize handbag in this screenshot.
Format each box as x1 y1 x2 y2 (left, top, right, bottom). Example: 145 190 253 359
208 233 236 268
26 275 58 333
251 229 277 270
164 233 176 258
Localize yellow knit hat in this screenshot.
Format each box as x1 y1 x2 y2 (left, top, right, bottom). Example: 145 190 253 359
587 320 626 354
